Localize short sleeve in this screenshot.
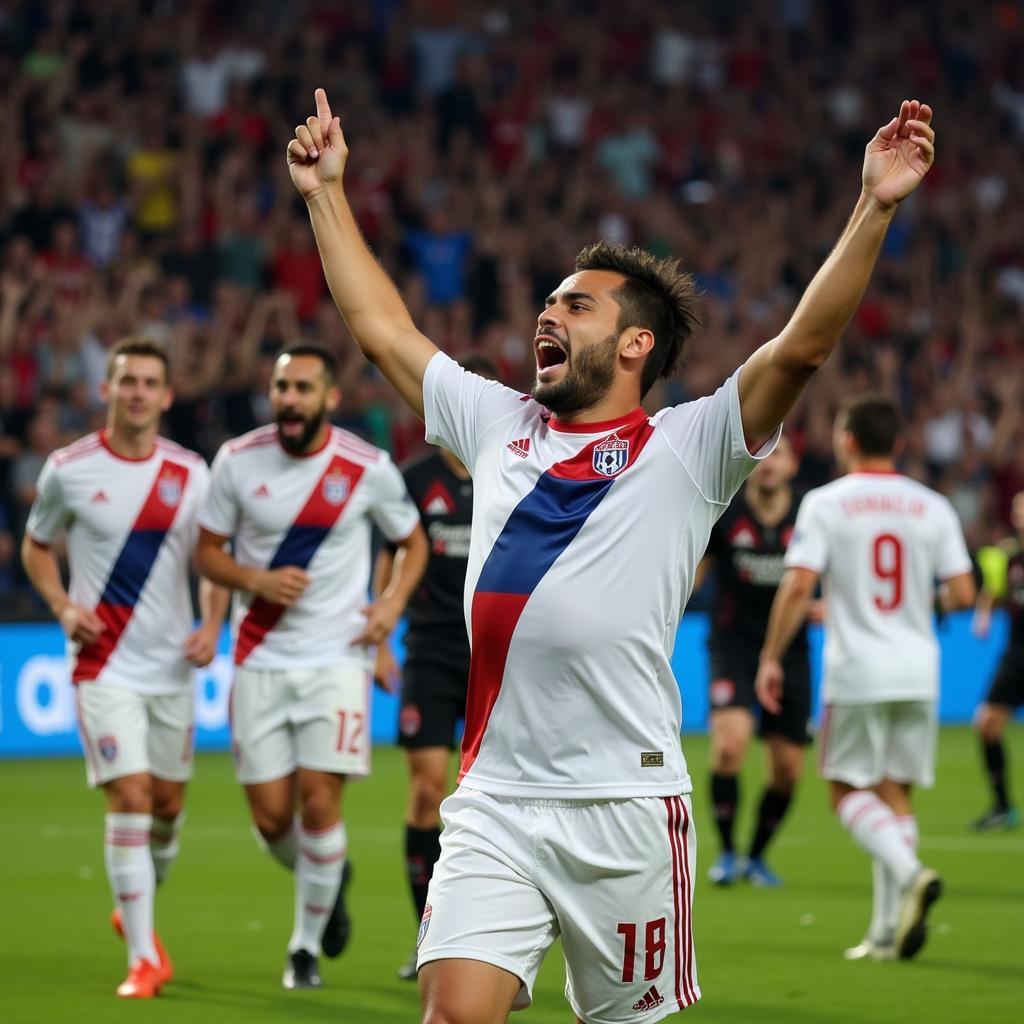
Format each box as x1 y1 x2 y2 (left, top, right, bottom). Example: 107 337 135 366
934 498 973 581
367 454 421 543
422 351 529 467
197 445 240 538
784 492 829 574
25 456 69 545
655 369 780 505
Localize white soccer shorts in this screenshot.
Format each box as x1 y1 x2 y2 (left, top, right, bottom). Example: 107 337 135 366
417 787 700 1024
229 659 372 784
819 700 937 789
75 680 194 788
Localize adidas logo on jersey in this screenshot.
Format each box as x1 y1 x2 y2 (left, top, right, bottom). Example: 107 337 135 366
507 437 531 458
252 484 271 498
632 985 665 1012
424 495 452 514
90 490 110 504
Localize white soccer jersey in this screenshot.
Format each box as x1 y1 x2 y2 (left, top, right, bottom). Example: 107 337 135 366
200 425 419 670
784 471 972 705
423 351 777 799
25 430 209 693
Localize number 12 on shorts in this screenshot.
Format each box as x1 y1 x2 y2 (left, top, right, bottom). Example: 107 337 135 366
336 709 365 754
617 918 666 982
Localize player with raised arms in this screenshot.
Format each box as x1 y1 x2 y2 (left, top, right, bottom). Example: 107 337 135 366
288 88 935 1023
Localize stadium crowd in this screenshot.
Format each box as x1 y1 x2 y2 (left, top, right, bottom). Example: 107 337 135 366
1 0 1023 612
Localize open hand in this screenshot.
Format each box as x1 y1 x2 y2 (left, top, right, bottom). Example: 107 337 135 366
863 100 934 210
755 657 785 715
287 88 349 202
373 642 401 693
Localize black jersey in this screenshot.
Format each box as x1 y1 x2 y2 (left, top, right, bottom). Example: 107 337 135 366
397 449 473 655
706 490 807 652
1001 540 1024 647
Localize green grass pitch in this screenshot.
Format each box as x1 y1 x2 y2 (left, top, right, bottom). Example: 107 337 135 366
2 725 1022 1023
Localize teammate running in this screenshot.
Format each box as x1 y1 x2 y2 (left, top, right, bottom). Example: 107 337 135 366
21 337 225 998
757 395 975 961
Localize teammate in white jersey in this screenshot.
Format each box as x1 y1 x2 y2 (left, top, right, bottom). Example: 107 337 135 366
21 338 227 999
756 395 975 962
194 342 427 990
288 87 935 1023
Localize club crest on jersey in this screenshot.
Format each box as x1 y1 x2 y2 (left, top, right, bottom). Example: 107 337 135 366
593 434 629 477
323 472 350 506
158 475 182 507
98 735 118 761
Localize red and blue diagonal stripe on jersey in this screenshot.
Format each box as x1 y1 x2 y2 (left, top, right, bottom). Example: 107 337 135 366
459 414 655 778
74 460 191 684
234 454 365 665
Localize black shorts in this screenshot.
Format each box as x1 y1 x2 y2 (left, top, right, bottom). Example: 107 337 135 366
986 648 1024 709
708 642 813 746
398 652 470 750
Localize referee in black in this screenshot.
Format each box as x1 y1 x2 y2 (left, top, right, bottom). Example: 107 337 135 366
373 354 498 979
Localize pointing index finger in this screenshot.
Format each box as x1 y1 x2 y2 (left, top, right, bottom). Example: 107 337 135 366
315 88 333 128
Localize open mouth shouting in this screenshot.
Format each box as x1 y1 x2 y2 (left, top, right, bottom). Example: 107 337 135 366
535 333 569 381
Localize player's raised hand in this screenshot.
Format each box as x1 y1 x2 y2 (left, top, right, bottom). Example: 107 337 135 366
863 100 934 210
754 657 785 715
59 603 107 646
254 566 311 606
287 88 349 201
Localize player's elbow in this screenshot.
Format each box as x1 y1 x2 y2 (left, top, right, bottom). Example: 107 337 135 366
943 574 977 612
782 567 818 601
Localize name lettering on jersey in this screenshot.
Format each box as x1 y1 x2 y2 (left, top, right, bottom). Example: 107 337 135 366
593 433 629 477
640 751 664 767
74 459 191 684
507 437 531 459
460 415 654 780
733 551 786 586
234 453 366 666
841 495 925 517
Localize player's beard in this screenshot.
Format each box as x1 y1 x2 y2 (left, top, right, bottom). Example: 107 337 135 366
275 402 327 454
532 331 619 417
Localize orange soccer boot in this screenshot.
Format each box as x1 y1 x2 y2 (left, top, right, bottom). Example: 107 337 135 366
116 957 162 998
110 909 174 984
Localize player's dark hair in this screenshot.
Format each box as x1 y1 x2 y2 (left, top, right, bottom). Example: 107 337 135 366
574 241 700 398
841 394 901 456
106 337 171 382
276 343 339 386
457 352 499 380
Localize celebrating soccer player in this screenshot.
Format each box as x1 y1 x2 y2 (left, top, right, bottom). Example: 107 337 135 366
757 396 975 961
21 338 227 999
288 89 935 1022
194 343 428 990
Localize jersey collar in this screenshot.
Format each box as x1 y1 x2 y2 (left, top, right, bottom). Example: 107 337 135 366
548 406 648 434
99 428 156 462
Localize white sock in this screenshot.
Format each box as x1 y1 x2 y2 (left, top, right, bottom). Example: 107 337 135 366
105 813 159 965
253 817 298 871
150 813 185 885
868 858 898 945
836 792 920 888
288 822 346 955
897 814 918 851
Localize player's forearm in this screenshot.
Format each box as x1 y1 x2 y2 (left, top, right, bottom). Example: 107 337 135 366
198 578 231 628
379 528 428 611
760 578 813 662
774 191 895 368
305 186 418 361
20 537 70 618
195 542 263 595
372 548 397 599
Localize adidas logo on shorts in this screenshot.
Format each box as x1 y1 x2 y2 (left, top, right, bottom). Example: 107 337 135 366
632 985 665 1012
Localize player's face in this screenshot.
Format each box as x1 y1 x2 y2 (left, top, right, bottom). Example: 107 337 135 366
104 355 172 434
270 354 340 453
532 269 627 416
750 435 796 491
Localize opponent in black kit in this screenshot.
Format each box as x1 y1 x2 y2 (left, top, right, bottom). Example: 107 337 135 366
970 490 1024 831
697 434 811 886
374 354 497 978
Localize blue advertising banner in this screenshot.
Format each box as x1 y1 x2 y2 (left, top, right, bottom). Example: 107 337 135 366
0 611 1013 759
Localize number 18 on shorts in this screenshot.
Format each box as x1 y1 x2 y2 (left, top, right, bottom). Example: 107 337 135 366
418 788 700 1023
